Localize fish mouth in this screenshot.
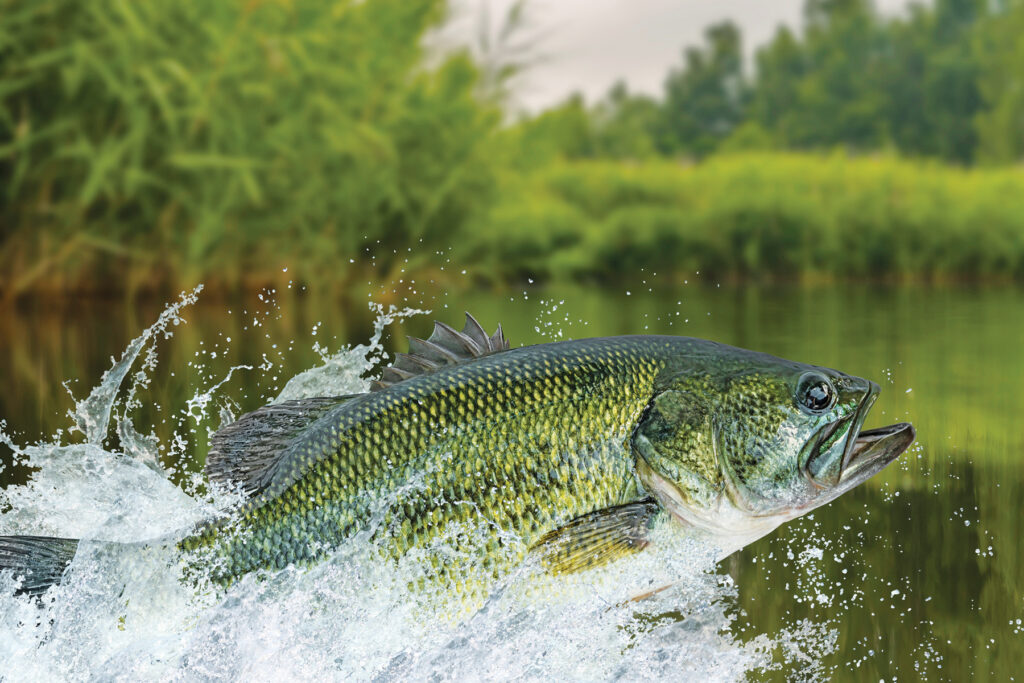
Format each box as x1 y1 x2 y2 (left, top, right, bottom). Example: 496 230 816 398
804 382 916 497
806 412 854 483
803 418 916 501
837 422 916 488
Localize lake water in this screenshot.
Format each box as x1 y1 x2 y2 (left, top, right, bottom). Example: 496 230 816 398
0 282 1021 680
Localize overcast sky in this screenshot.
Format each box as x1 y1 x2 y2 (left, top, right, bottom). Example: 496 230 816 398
447 0 918 111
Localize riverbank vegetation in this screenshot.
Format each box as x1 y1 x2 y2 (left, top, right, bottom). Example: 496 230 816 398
2 0 1024 298
460 154 1024 283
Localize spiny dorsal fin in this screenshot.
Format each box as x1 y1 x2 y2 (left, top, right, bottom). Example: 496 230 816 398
371 312 510 392
531 499 661 575
207 396 358 497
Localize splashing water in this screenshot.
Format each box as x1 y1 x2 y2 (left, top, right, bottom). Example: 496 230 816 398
0 291 839 681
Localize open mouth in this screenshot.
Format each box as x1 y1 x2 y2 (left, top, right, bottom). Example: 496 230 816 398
838 422 916 486
801 417 915 511
791 417 915 520
805 387 916 493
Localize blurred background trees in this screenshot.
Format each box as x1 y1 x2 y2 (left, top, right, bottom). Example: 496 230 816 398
516 0 1013 164
2 0 1024 296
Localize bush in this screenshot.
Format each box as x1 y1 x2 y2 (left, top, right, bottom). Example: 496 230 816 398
461 153 1024 282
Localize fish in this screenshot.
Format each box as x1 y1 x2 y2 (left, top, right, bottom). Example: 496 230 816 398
0 313 915 598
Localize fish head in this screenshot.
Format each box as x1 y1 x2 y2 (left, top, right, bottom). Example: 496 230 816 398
633 351 915 553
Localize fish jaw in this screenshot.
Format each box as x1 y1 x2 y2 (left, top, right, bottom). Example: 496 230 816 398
829 422 915 497
634 420 917 559
634 454 790 559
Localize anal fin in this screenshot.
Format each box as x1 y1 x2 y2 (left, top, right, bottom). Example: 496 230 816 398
531 499 661 575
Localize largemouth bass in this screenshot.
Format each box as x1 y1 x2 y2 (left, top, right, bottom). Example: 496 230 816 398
0 314 915 596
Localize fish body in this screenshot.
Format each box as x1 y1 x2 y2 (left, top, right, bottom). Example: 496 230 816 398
183 336 669 583
2 316 916 597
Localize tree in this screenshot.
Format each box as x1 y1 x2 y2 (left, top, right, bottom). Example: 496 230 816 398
787 0 889 149
590 82 661 159
880 0 984 163
973 0 1024 162
503 93 599 167
657 22 747 158
749 27 806 148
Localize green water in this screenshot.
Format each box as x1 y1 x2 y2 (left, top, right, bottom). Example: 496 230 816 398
1 283 1021 680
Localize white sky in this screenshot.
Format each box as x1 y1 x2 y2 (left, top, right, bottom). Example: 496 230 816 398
446 0 918 111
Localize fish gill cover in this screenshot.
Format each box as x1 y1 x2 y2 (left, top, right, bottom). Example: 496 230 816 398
0 287 932 682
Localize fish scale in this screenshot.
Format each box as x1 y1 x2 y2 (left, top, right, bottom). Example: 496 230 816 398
181 336 667 584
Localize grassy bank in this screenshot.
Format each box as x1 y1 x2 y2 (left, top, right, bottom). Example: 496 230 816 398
458 153 1024 285
5 149 1024 297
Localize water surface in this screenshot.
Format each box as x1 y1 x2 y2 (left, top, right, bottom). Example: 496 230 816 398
1 283 1021 680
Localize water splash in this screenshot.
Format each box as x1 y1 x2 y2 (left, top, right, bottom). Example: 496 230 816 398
0 292 839 681
69 286 203 447
275 303 428 402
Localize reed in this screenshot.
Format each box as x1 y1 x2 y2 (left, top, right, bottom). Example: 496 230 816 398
0 0 501 298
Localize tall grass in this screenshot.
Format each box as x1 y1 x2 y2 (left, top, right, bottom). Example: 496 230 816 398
459 153 1024 283
0 0 501 297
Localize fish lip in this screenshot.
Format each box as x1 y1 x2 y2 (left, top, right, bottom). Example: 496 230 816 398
839 422 916 485
841 382 879 473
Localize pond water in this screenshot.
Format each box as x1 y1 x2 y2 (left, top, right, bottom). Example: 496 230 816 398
0 282 1021 680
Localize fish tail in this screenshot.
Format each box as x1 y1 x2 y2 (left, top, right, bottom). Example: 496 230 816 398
0 535 79 596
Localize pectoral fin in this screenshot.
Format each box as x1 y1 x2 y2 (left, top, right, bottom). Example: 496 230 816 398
531 499 661 574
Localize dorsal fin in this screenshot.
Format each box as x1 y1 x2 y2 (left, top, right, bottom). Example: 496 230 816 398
371 313 510 391
207 396 358 497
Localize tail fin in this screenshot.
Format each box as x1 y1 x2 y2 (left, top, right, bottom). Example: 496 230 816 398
0 535 79 596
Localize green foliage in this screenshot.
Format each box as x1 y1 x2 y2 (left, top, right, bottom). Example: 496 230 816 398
0 0 501 294
973 0 1024 163
741 0 988 161
504 94 596 166
511 22 750 163
657 22 746 158
588 83 661 160
762 0 890 150
3 0 1024 295
504 83 661 166
459 154 1024 282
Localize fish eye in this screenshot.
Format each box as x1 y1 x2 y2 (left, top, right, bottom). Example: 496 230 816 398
796 373 836 414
